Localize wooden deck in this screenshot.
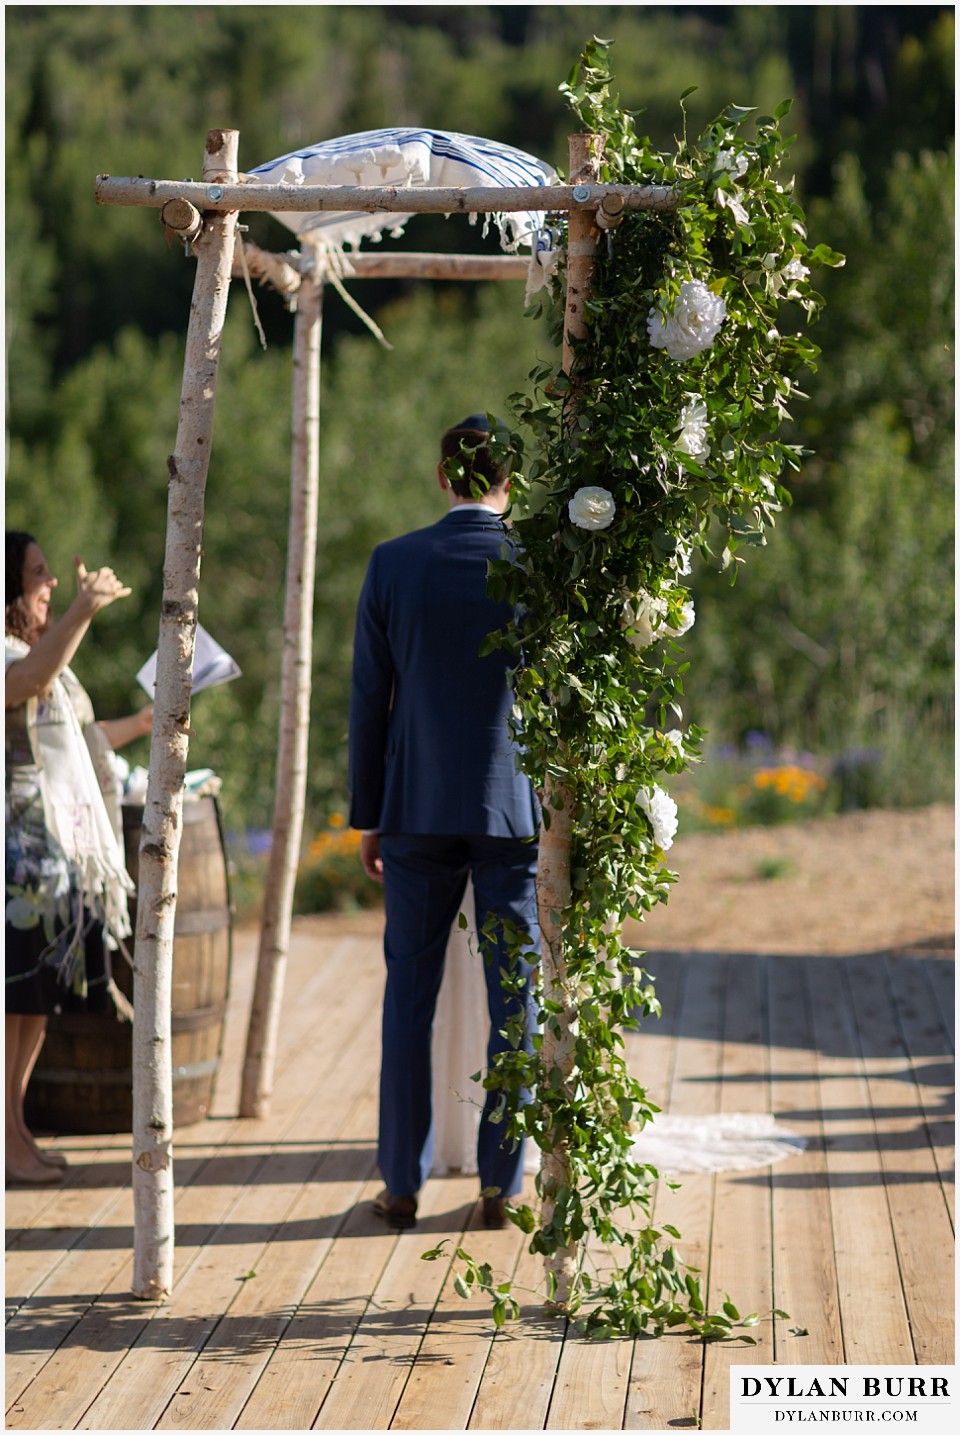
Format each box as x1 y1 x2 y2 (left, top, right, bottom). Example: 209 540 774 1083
6 915 955 1430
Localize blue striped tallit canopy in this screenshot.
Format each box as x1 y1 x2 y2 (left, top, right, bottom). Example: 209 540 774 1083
245 127 559 253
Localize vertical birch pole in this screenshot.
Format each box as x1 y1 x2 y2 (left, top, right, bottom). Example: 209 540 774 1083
239 249 323 1116
538 132 604 1308
132 128 239 1300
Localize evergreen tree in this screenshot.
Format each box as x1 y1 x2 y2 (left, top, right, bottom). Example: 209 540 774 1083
5 5 954 827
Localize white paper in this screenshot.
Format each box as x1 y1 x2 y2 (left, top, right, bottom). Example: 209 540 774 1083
136 624 241 698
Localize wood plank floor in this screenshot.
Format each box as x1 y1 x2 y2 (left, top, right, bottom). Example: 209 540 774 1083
5 918 954 1430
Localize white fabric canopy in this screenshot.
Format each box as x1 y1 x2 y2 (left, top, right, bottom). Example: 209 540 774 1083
245 127 559 255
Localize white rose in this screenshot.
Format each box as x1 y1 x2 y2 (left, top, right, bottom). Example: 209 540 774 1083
670 599 696 638
568 486 616 531
770 255 810 298
637 784 679 851
621 591 696 649
716 148 749 178
653 728 685 758
622 592 661 650
676 399 710 460
647 280 727 362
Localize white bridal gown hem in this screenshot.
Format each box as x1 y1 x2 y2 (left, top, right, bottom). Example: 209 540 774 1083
429 883 806 1180
430 880 485 1177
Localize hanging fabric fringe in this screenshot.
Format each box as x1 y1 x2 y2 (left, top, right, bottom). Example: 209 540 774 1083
236 236 269 350
320 252 393 350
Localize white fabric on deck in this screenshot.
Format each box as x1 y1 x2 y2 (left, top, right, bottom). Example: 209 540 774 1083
631 1112 807 1175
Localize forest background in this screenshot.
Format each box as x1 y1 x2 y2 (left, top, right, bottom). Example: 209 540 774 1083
5 4 954 887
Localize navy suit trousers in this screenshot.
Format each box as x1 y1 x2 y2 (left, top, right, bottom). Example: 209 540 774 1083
377 833 540 1198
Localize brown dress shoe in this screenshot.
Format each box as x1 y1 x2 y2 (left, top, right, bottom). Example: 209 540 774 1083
372 1190 418 1229
36 1148 68 1169
481 1195 509 1229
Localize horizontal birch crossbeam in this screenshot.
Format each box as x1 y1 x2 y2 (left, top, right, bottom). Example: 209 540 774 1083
333 251 532 279
270 249 531 281
233 243 530 299
96 176 677 216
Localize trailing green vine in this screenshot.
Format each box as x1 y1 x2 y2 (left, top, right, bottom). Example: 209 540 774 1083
425 39 842 1340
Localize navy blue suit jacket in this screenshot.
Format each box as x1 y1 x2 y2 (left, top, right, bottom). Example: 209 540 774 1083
348 506 539 838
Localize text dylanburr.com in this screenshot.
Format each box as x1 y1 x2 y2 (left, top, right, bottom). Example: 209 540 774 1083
730 1368 954 1433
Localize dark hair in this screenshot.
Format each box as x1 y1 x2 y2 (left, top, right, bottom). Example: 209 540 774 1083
6 530 40 643
439 426 510 499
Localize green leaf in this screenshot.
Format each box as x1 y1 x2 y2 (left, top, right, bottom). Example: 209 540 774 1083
808 242 846 268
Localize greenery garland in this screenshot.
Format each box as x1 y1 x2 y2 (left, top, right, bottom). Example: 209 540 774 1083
425 39 843 1340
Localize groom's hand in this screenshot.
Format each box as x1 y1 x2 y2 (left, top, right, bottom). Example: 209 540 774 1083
360 831 383 883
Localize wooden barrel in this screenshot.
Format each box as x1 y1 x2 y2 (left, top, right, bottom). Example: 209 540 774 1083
26 795 232 1134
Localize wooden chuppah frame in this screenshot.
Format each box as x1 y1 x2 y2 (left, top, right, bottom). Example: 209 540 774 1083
95 129 675 1298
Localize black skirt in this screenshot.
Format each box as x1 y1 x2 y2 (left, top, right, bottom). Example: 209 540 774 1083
5 917 113 1017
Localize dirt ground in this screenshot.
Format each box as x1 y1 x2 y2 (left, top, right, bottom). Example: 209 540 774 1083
620 801 955 955
293 804 954 957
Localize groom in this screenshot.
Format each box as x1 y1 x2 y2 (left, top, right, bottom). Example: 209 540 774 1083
348 413 540 1230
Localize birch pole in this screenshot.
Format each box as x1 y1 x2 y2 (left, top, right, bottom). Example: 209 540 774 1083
96 175 676 218
132 128 239 1300
538 132 604 1308
239 249 323 1116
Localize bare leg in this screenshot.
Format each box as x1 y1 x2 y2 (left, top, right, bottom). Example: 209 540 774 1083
14 1013 67 1166
5 1014 63 1183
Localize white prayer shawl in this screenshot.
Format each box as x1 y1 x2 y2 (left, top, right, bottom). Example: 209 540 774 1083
245 127 561 302
5 637 134 945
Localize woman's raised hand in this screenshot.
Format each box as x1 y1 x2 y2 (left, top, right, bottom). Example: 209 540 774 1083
73 556 133 614
6 556 135 709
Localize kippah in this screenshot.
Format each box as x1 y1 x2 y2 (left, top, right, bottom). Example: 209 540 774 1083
452 412 509 438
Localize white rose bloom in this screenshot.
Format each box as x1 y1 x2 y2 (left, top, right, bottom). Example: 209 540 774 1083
568 486 616 531
676 399 710 460
770 256 811 298
637 784 679 851
782 257 810 282
716 148 749 178
647 280 727 362
621 592 662 650
669 600 696 638
622 592 696 649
